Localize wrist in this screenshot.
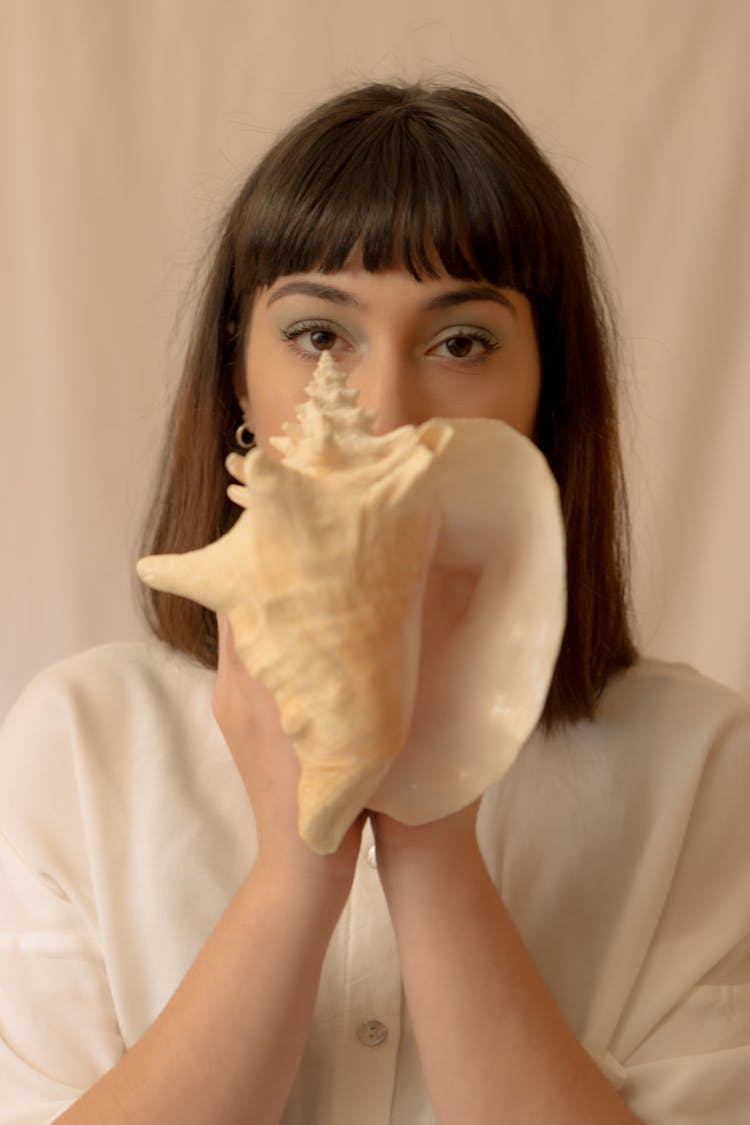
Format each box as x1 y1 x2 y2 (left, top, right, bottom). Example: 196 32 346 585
373 805 484 892
252 815 364 912
243 854 353 938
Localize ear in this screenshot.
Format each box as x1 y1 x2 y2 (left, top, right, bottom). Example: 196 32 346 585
231 364 252 424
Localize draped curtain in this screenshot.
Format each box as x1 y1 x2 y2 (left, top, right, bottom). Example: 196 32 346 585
1 0 748 717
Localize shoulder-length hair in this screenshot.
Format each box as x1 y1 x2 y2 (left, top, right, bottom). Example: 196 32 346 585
140 81 637 728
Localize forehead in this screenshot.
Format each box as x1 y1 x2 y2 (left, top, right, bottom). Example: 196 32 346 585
261 267 520 317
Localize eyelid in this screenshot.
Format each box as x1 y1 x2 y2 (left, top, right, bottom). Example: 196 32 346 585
281 317 348 341
433 322 498 338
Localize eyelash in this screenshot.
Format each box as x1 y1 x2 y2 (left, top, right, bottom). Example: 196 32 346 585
436 327 501 358
281 320 502 361
281 319 341 355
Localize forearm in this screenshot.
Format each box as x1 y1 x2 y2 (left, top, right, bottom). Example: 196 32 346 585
56 863 347 1125
377 825 640 1125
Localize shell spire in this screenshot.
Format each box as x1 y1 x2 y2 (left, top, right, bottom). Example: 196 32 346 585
269 351 379 470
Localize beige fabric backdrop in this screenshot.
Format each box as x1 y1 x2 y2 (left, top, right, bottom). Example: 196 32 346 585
1 0 749 720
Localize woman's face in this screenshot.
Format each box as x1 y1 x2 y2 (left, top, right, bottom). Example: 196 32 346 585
239 263 541 452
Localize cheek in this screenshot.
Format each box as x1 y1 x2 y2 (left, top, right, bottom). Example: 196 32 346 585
504 298 542 438
243 363 310 457
247 390 296 455
512 344 542 439
491 359 541 439
242 336 289 450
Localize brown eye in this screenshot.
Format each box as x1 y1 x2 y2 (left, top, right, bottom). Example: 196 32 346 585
444 335 473 358
310 329 337 350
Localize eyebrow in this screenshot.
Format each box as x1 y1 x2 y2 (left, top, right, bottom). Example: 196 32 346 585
423 285 516 315
266 279 516 316
266 281 362 308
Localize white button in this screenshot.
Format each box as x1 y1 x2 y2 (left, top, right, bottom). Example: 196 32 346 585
356 1018 388 1047
366 844 378 868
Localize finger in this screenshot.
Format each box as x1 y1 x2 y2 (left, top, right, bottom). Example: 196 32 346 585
216 612 245 676
215 611 229 664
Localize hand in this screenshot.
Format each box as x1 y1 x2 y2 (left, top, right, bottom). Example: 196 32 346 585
212 613 363 889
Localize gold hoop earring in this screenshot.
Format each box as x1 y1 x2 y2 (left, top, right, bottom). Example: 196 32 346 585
235 422 255 449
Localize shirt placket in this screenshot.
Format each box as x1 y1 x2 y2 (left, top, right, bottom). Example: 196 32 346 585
325 819 402 1125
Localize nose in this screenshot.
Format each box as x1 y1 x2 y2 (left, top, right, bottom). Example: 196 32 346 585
349 350 413 435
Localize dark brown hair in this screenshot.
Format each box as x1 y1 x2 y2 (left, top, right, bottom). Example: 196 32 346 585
140 81 637 726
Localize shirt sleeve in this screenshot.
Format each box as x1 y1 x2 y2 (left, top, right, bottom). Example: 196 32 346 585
619 989 750 1123
0 670 125 1123
610 707 750 1123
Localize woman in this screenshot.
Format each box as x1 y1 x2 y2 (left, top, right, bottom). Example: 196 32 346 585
1 82 748 1125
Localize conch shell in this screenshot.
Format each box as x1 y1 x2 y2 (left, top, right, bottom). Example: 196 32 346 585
137 353 565 853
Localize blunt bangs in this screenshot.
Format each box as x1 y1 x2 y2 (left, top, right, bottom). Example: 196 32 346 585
228 86 566 310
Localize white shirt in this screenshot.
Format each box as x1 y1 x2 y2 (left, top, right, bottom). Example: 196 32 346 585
0 641 749 1124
